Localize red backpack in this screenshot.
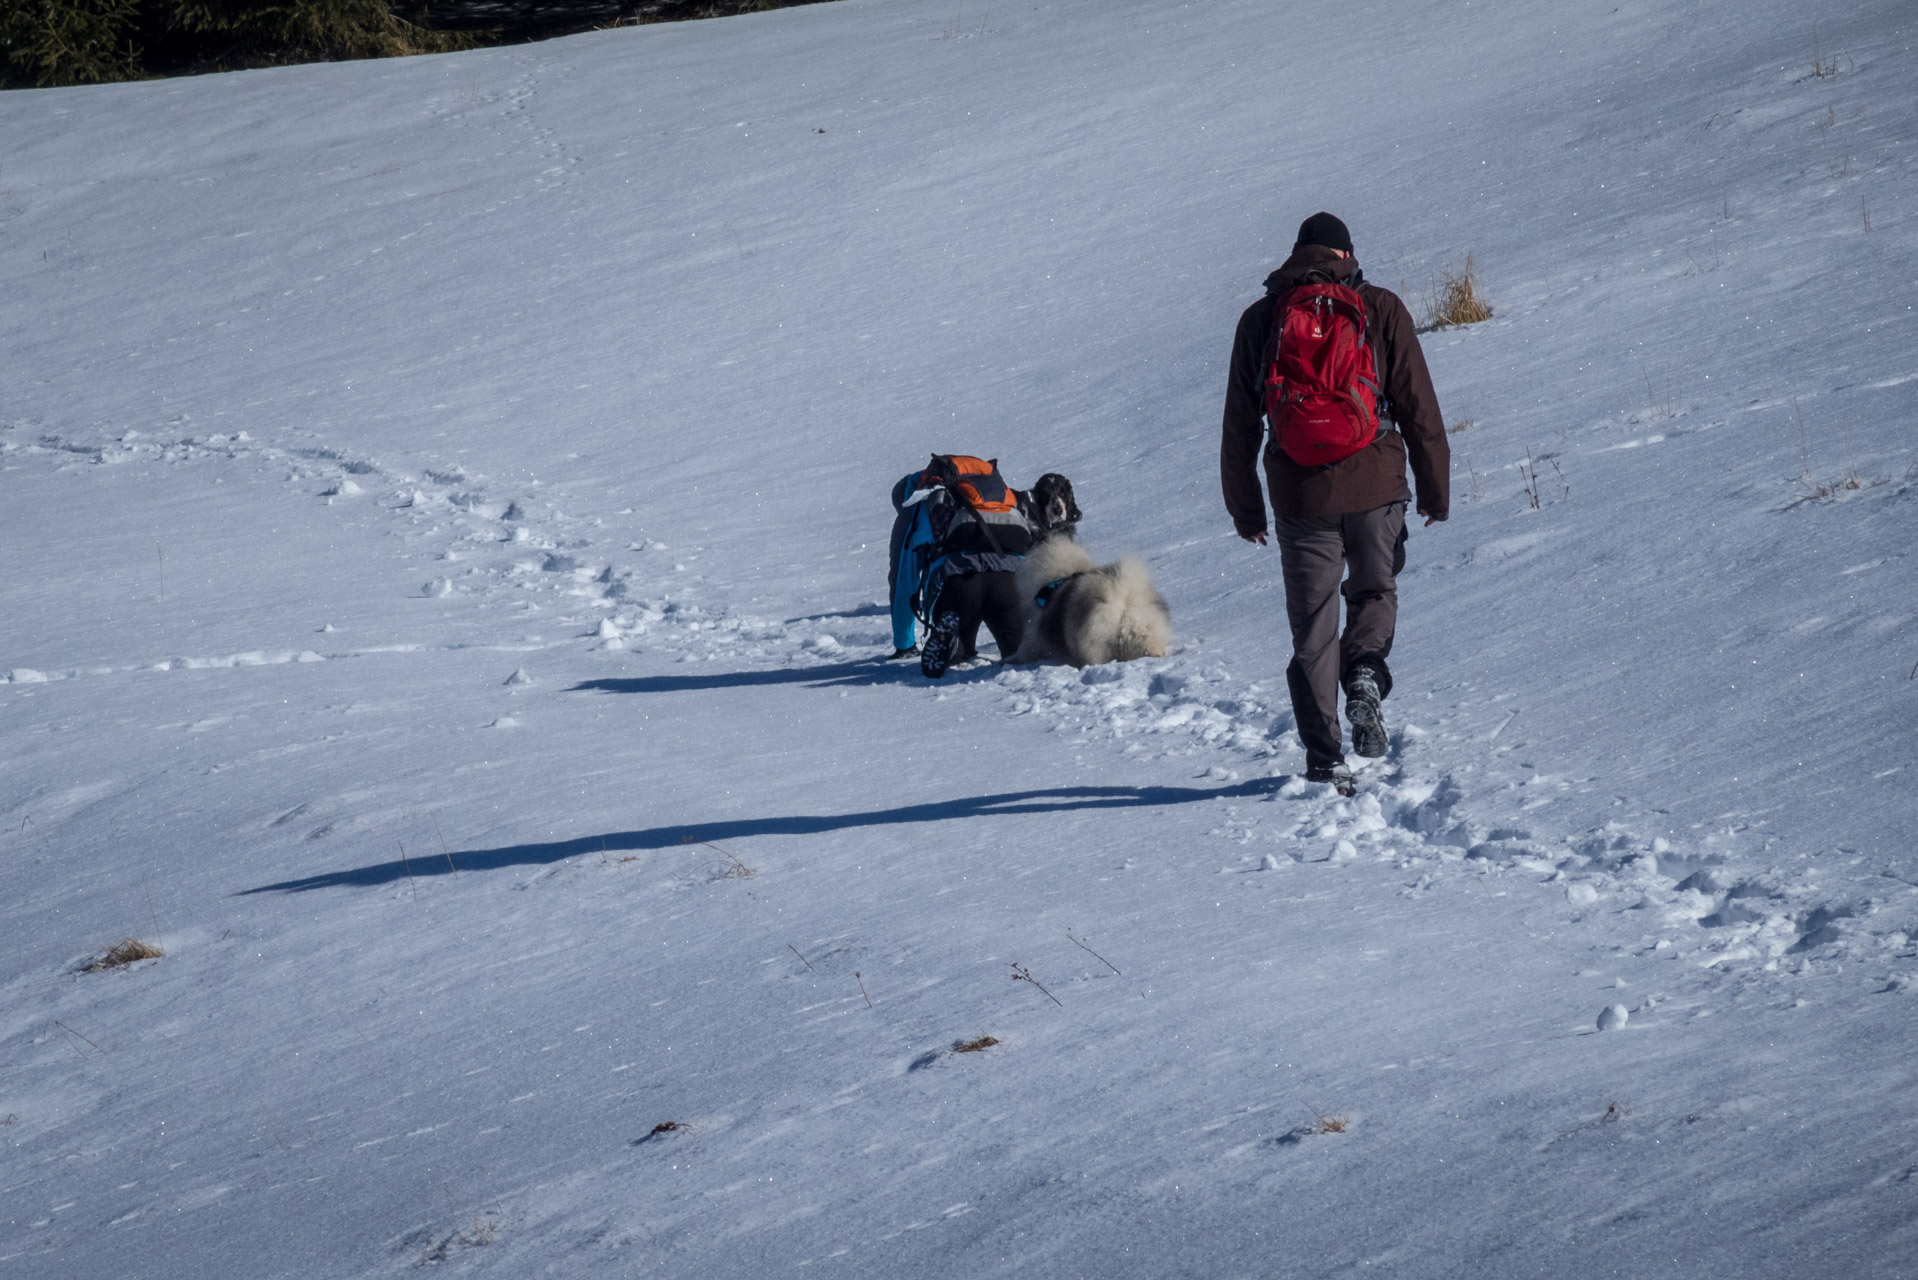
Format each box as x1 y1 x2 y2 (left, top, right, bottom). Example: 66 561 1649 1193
1263 276 1382 466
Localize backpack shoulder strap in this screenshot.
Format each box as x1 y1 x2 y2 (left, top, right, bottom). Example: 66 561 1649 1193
915 454 1000 555
944 474 1006 555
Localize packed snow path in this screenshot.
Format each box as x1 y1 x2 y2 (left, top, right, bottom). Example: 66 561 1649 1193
5 0 1917 1275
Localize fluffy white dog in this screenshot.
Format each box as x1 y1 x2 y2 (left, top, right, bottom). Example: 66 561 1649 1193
1008 537 1171 667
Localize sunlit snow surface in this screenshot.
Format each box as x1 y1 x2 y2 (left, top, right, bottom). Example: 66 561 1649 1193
3 0 1916 1275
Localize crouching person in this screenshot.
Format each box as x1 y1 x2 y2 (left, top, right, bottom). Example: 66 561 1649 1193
888 455 1041 679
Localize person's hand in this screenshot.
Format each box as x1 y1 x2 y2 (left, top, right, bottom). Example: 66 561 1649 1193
1240 530 1269 545
1418 509 1443 527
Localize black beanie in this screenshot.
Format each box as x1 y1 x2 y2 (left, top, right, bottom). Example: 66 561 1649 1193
1294 212 1353 254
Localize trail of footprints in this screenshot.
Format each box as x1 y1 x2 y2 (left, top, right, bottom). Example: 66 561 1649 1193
990 657 1917 989
7 420 1911 996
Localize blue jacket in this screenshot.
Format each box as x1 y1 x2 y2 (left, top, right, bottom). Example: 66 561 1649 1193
887 471 1030 650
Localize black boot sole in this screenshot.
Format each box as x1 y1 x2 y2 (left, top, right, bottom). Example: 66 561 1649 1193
919 613 961 679
1347 697 1388 759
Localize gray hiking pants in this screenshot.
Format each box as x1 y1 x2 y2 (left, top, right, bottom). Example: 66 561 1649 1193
1275 501 1408 770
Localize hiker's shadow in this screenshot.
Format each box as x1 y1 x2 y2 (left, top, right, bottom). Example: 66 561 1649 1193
571 655 1001 694
784 604 888 624
239 777 1280 895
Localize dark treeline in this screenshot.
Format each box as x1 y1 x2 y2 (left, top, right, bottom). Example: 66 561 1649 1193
2 0 833 88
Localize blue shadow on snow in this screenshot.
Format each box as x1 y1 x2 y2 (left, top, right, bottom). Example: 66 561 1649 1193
560 656 1020 694
783 603 888 624
567 655 1000 695
238 778 1279 895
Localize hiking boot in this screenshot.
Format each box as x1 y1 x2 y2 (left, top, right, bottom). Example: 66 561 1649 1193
887 645 920 660
1345 667 1388 759
1304 759 1358 797
919 611 962 679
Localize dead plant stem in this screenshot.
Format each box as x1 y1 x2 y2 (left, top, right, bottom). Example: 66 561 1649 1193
1066 931 1121 975
432 813 457 874
1011 963 1063 1007
143 876 163 950
54 1020 102 1058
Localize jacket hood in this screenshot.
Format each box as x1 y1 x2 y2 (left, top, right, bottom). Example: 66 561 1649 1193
1264 245 1364 295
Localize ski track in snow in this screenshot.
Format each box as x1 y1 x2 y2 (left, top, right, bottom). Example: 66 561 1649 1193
6 419 1897 997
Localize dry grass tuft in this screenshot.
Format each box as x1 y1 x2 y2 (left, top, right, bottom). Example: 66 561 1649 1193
1446 416 1475 435
598 842 639 867
952 1036 1000 1054
1798 471 1875 501
647 1120 688 1137
421 1212 499 1262
1791 396 1880 502
1277 1109 1353 1144
1810 30 1841 79
683 835 753 879
1424 255 1493 329
84 938 163 972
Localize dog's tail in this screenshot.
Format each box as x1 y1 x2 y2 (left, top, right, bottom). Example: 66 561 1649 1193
1106 557 1172 662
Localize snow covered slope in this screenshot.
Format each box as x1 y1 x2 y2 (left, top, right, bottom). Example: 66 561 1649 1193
4 1 1916 1275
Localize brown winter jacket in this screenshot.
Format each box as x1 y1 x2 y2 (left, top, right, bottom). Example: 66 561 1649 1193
1220 246 1449 531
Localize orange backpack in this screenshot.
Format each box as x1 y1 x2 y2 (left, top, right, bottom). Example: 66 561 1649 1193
923 454 1020 512
920 454 1034 557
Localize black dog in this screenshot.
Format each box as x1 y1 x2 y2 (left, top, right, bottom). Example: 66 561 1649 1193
1022 473 1081 539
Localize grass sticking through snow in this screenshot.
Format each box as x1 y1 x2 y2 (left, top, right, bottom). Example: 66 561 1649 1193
84 938 163 972
1279 1109 1353 1143
1423 254 1493 330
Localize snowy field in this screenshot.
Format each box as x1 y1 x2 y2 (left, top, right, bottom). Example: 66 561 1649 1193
4 0 1917 1274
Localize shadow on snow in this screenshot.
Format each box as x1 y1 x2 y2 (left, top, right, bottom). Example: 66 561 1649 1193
239 778 1280 895
567 655 996 694
783 603 888 625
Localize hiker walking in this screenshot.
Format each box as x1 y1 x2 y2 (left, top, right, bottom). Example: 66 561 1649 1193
1219 213 1450 794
